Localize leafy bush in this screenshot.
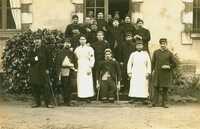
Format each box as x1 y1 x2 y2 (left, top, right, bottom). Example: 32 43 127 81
2 29 65 94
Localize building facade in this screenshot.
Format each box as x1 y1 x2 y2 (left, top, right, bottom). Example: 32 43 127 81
0 0 200 73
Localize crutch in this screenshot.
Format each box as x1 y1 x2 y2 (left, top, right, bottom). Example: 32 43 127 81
96 86 100 102
47 74 58 106
116 76 120 104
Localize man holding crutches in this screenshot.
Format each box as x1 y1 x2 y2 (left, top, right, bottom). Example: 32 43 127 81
96 49 121 103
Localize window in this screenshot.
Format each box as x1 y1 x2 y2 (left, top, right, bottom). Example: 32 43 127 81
193 0 200 33
85 0 106 18
0 0 21 30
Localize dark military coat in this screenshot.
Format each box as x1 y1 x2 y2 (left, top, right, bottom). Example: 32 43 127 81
29 45 49 85
134 27 151 52
152 49 177 88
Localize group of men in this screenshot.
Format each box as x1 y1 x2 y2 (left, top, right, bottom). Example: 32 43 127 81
30 12 177 108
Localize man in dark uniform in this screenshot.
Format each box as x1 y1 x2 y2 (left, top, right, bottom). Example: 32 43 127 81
120 16 136 41
92 31 110 89
29 37 53 108
55 39 77 106
64 15 83 38
86 21 98 45
96 12 108 40
119 32 136 93
108 19 123 61
65 15 83 50
96 49 121 103
134 18 151 53
151 38 177 108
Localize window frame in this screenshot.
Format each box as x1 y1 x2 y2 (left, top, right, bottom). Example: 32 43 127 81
0 0 21 32
84 0 108 21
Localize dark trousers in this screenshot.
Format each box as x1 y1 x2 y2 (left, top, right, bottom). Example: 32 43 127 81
153 87 168 105
100 79 116 99
31 83 51 106
61 76 72 104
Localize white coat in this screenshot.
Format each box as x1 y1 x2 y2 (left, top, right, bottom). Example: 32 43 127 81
127 51 151 98
74 45 95 98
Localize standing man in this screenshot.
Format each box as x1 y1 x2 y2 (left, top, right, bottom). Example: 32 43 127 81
65 15 83 50
74 35 95 102
120 16 136 41
120 32 136 92
92 31 110 88
86 21 98 45
134 18 151 53
96 12 108 40
65 15 83 38
108 19 123 61
127 40 151 104
96 49 121 103
151 38 177 108
55 40 77 106
29 37 53 108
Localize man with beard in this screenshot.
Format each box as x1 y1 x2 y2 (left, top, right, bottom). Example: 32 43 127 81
120 16 136 41
134 18 151 53
119 32 136 93
96 49 121 103
55 40 77 106
127 40 151 104
108 19 123 61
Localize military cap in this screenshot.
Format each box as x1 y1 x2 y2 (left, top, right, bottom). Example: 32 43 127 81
136 18 144 24
159 38 167 44
72 15 78 19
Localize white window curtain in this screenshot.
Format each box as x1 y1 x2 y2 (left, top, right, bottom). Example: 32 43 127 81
9 0 21 30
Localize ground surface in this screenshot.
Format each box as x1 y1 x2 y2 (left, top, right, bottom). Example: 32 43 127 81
0 99 200 129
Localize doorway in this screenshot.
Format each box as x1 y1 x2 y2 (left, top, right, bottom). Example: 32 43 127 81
108 0 130 20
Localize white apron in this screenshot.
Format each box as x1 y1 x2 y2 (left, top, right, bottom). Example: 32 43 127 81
75 45 95 98
127 51 151 98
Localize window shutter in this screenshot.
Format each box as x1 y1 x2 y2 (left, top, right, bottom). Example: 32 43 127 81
182 0 193 32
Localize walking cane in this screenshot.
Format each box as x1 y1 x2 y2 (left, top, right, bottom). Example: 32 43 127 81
47 74 58 106
96 86 100 102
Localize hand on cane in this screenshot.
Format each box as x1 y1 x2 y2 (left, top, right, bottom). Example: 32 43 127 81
96 81 100 89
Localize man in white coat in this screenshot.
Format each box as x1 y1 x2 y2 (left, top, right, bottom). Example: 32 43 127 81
74 35 95 103
127 40 151 104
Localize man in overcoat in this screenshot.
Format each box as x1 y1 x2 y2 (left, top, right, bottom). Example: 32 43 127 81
151 38 177 108
29 37 53 108
134 18 151 53
119 32 136 92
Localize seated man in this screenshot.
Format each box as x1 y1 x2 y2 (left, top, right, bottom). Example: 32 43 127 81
96 49 121 103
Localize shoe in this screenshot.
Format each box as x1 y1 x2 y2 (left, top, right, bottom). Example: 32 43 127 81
31 104 41 108
148 103 156 108
128 100 134 104
108 98 115 103
162 104 169 108
46 104 54 108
